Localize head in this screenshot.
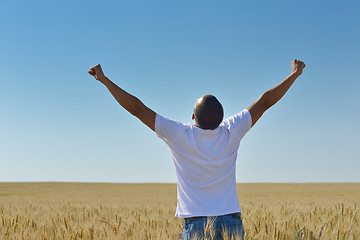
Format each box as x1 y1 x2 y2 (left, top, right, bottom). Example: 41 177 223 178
192 95 224 130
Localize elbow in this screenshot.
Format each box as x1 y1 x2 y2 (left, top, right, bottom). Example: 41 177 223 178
261 91 272 110
129 107 140 117
129 100 143 117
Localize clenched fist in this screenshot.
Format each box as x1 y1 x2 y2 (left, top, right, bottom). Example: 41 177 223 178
291 59 306 75
88 64 106 81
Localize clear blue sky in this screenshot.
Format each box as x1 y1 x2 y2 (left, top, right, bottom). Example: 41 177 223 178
1 0 359 183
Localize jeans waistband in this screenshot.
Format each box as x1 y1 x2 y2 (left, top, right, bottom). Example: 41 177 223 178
184 212 241 225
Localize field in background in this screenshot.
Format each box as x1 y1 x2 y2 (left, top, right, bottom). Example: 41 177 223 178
0 183 359 239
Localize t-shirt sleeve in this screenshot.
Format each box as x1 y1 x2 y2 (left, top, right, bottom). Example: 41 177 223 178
155 114 185 144
221 109 252 140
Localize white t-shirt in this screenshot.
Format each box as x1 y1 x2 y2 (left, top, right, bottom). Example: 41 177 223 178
155 109 252 218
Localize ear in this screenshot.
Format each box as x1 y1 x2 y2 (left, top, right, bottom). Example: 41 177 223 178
192 114 195 120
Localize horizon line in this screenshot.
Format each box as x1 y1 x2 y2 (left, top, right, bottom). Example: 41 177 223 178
1 181 359 184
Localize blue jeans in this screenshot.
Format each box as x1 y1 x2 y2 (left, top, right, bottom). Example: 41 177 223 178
182 212 245 240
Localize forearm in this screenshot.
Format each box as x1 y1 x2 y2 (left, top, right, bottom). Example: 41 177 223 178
262 72 301 109
100 77 143 116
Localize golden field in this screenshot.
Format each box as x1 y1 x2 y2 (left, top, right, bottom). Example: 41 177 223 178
0 182 359 239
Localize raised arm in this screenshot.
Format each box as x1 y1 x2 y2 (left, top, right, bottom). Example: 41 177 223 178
88 64 156 131
246 59 306 127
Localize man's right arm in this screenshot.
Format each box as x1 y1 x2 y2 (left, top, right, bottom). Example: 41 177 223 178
246 59 306 127
89 64 156 131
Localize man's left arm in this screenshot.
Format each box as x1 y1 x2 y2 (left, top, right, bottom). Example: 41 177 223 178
88 64 156 132
246 59 306 127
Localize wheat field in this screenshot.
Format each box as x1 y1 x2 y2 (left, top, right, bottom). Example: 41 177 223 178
0 182 359 239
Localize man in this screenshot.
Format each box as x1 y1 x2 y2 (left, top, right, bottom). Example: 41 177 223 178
88 59 306 239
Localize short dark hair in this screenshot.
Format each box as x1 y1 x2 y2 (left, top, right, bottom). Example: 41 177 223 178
194 95 224 130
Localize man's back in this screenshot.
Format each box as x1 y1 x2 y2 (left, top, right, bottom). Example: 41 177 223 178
155 109 252 218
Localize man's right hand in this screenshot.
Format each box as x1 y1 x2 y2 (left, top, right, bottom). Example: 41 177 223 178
291 59 306 76
88 64 106 82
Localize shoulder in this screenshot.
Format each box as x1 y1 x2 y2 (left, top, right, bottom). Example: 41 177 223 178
219 109 252 141
155 114 191 143
221 109 252 129
155 114 188 130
